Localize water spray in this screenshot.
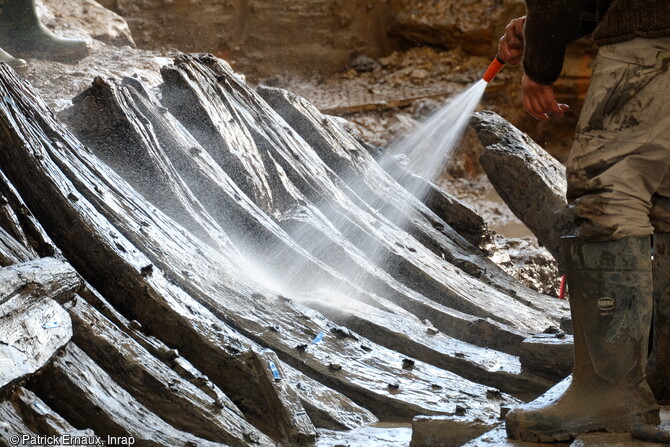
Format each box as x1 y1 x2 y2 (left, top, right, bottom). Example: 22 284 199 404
482 55 506 83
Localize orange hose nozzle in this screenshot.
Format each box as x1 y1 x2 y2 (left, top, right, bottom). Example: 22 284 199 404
483 56 506 82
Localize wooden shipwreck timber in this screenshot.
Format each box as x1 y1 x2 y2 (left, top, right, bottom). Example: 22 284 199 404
0 55 571 446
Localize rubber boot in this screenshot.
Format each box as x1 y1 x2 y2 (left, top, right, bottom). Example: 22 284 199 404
0 0 88 61
505 236 660 442
0 46 26 68
647 232 670 404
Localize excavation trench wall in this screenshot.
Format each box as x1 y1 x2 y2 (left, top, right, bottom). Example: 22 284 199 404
94 0 527 77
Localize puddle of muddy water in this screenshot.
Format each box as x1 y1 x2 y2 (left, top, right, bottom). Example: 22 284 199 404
315 422 413 447
480 187 533 239
444 175 533 240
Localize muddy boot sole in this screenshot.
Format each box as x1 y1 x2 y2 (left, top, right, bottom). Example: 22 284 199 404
507 408 661 442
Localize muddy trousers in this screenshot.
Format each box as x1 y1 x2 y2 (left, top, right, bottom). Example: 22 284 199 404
566 37 670 240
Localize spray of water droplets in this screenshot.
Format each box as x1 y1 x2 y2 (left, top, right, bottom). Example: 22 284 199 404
268 79 490 307
380 79 487 201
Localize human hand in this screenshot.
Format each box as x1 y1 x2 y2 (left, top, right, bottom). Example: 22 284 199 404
498 17 526 66
522 74 569 121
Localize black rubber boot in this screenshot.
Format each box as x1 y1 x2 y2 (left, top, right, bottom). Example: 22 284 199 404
0 0 88 61
648 232 670 404
505 236 660 442
0 46 26 68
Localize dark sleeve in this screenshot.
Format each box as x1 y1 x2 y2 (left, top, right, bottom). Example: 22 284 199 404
523 0 588 85
577 0 598 38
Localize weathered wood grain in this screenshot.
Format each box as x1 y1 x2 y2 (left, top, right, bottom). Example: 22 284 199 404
75 283 376 432
0 398 41 447
520 335 574 382
471 111 574 264
256 84 569 324
10 387 97 440
31 344 226 447
0 257 82 308
306 294 554 400
0 169 56 258
162 55 567 332
0 296 71 391
281 363 378 430
341 124 489 245
60 76 235 253
344 122 489 245
64 295 274 447
259 84 488 251
0 226 33 266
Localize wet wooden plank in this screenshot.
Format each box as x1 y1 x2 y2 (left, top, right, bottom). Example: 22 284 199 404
60 76 234 252
282 364 379 430
420 175 489 247
31 344 226 447
0 294 72 391
0 257 82 307
257 84 569 325
0 398 41 447
0 226 33 266
471 111 574 264
259 85 487 249
77 283 377 432
64 295 275 447
306 294 554 401
520 335 574 382
0 168 58 266
73 285 245 415
0 169 56 258
0 193 32 255
340 120 485 243
10 387 97 440
246 348 315 441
